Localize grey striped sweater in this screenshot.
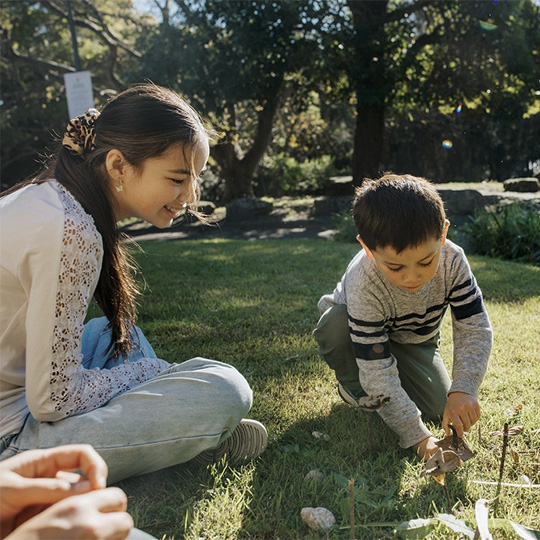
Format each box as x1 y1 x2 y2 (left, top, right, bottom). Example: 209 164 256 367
318 240 492 448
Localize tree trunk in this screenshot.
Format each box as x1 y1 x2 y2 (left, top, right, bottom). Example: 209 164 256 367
347 0 388 186
352 102 385 184
212 82 283 203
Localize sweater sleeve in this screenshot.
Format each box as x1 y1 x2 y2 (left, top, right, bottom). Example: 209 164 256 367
347 277 431 449
447 251 492 397
24 189 169 422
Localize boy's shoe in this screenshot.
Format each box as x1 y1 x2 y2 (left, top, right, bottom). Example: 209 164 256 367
337 383 362 407
191 419 268 466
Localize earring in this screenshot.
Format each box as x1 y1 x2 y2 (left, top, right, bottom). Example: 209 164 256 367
116 184 123 193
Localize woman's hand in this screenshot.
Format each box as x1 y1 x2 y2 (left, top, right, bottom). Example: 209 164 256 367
5 487 133 540
0 444 132 539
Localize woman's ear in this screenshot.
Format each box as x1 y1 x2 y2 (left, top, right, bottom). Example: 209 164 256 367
105 149 129 182
441 219 450 246
357 235 375 259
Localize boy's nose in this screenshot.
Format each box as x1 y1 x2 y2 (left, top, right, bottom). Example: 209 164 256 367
403 271 421 285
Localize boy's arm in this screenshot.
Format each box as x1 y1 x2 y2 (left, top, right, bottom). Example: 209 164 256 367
348 298 432 449
352 335 432 448
448 255 492 400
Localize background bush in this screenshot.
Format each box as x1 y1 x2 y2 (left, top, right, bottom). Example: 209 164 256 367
255 154 335 197
463 203 540 265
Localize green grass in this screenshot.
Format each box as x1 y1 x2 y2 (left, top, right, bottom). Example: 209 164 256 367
114 238 540 539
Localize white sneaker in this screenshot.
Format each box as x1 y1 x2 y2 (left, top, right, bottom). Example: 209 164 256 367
191 419 268 466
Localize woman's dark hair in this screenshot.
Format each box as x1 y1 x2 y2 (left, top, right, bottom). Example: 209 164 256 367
1 84 211 358
353 173 447 253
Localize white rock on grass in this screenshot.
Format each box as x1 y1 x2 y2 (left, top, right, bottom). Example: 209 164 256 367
300 507 336 531
304 469 325 482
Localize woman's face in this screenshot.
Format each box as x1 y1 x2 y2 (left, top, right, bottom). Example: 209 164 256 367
110 139 209 228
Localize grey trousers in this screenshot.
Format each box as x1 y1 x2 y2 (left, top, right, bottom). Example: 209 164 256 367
313 304 451 420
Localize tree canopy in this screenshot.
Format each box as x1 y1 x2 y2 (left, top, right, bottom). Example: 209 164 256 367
2 0 539 196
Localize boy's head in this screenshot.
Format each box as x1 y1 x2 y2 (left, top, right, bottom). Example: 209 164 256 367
353 173 447 253
353 174 450 293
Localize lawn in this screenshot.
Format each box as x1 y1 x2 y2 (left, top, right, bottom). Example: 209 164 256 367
113 237 540 539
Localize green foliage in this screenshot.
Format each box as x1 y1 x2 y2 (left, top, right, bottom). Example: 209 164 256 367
331 209 357 243
256 153 334 196
463 203 540 264
0 0 146 188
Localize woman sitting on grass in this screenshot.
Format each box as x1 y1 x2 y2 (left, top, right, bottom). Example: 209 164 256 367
0 84 267 483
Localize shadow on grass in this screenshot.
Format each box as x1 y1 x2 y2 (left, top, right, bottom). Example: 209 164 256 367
471 256 540 304
117 401 471 540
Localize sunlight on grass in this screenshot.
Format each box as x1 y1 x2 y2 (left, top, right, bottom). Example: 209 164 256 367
117 238 539 539
185 464 255 540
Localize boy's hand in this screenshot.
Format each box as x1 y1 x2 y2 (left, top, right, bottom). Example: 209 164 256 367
442 391 481 437
412 436 440 461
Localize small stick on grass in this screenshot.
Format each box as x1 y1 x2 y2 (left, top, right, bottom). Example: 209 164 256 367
444 483 453 512
495 423 509 504
349 477 355 540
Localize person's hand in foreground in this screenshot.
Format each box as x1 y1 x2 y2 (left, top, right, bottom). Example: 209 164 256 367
0 444 133 540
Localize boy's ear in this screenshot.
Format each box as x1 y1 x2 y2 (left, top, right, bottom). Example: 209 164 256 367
441 219 450 246
357 235 375 258
105 149 129 181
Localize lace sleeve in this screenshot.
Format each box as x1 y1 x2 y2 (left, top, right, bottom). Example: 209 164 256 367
25 185 168 422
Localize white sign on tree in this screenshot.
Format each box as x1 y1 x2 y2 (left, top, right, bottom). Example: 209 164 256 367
64 71 94 119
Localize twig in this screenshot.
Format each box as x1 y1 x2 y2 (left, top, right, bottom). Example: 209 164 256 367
473 480 540 488
349 478 355 540
495 423 509 505
444 483 452 512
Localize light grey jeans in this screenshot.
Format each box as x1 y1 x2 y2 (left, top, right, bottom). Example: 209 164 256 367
0 318 253 485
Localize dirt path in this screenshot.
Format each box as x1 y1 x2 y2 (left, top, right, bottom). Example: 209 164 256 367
122 188 539 243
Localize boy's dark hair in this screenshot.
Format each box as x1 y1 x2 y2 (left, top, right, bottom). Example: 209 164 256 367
353 173 446 253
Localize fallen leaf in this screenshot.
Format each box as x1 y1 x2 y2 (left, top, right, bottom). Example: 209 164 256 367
474 498 497 540
436 427 476 462
489 425 524 437
511 449 520 464
420 447 463 484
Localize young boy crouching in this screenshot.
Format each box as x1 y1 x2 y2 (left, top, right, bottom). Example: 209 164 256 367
314 173 493 459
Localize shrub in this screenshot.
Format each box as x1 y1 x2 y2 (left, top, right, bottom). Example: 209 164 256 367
462 203 540 264
255 154 334 196
331 209 357 243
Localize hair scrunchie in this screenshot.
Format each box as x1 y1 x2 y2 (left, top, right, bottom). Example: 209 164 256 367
62 108 100 156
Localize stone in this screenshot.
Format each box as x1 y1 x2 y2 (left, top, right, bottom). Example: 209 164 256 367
226 197 273 221
503 177 540 193
325 175 355 196
313 195 353 217
196 200 216 215
304 470 325 483
300 507 336 531
436 188 486 216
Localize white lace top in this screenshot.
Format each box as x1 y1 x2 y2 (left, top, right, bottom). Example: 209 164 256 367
0 181 169 438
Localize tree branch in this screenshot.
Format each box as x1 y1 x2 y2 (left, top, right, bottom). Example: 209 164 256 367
43 0 142 57
1 29 75 78
385 0 432 24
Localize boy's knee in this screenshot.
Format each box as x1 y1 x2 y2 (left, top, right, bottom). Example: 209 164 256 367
313 304 349 346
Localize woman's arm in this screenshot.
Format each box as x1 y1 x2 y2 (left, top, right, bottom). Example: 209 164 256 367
24 188 168 422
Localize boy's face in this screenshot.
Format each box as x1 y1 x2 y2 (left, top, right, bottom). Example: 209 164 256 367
358 221 449 293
